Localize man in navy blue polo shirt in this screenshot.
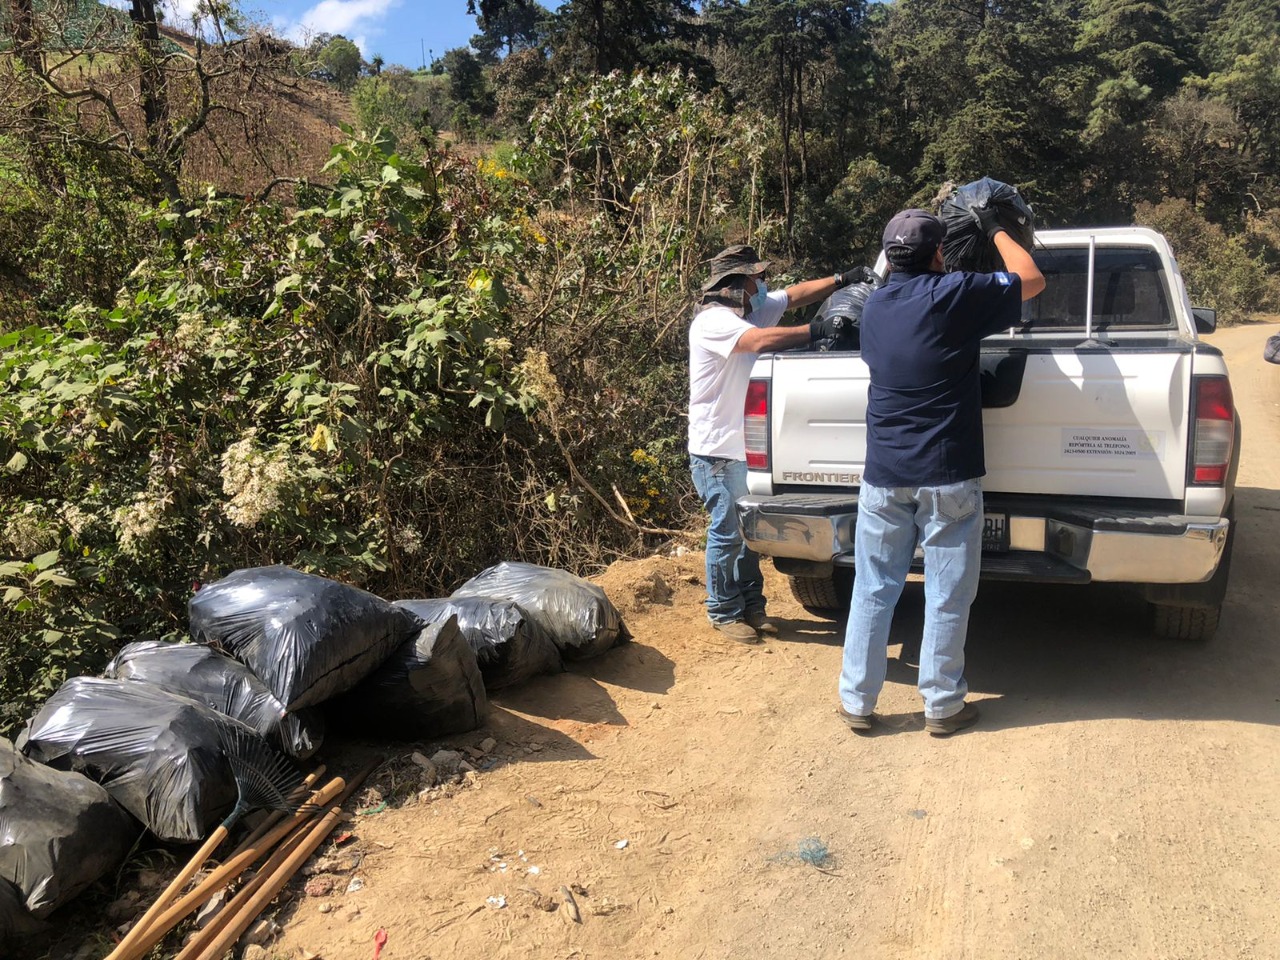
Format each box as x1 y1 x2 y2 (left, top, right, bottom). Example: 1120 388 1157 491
837 207 1045 736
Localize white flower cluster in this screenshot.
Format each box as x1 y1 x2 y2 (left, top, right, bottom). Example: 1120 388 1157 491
3 504 57 556
394 525 424 556
220 433 293 528
173 312 208 349
114 489 171 555
61 503 95 539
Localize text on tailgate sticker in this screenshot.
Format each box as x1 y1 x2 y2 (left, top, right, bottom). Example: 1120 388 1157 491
1061 429 1166 460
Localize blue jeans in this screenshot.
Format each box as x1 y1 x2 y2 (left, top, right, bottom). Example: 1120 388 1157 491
838 479 983 720
690 455 765 624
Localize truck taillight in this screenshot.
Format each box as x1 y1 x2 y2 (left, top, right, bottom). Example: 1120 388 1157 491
744 379 770 471
1190 376 1234 485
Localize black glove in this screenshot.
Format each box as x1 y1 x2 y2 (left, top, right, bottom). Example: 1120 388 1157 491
970 202 1004 240
809 316 839 342
835 265 877 288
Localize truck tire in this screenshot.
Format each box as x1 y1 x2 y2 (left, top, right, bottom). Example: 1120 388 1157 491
1145 503 1234 643
788 569 852 618
1152 603 1220 642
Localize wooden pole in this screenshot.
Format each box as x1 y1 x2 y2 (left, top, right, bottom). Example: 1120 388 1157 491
109 776 345 960
188 760 380 960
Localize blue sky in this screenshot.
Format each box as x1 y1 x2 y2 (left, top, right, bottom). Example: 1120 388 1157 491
234 0 563 69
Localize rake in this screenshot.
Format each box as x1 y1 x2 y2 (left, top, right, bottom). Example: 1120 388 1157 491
107 723 304 960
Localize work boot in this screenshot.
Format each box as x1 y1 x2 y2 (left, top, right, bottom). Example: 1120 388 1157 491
744 609 779 635
925 701 980 737
712 620 761 644
837 704 875 733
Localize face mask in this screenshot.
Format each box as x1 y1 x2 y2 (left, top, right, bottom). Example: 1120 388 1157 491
749 280 769 314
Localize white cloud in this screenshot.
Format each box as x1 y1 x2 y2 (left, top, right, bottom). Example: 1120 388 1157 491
281 0 401 55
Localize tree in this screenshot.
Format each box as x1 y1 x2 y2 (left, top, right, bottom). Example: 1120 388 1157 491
1078 0 1188 99
442 46 492 115
0 0 295 202
319 35 362 90
1148 88 1250 217
546 0 707 77
705 0 875 243
351 76 416 140
471 0 550 63
491 48 553 129
370 54 385 74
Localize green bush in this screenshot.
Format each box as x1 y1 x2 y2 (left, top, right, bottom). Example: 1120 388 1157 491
0 74 769 734
0 134 537 734
1135 198 1272 324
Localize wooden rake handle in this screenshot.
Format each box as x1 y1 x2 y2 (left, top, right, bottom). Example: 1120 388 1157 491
108 774 343 960
185 759 380 960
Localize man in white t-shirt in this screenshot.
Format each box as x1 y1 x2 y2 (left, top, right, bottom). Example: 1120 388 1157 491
689 244 866 642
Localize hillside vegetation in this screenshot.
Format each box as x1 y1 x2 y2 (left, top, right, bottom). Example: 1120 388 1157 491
1 0 1279 733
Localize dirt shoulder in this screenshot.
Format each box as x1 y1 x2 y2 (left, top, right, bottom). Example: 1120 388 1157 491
261 321 1280 960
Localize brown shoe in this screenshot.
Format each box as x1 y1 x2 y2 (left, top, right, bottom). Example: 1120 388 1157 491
713 620 761 644
744 609 779 635
925 701 980 737
837 704 875 733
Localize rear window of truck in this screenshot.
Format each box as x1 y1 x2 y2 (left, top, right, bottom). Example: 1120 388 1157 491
1016 246 1174 332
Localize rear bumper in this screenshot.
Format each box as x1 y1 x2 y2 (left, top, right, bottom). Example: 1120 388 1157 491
736 493 1230 585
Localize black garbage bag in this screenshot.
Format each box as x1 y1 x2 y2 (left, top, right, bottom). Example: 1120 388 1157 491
396 597 564 689
18 677 279 843
940 177 1036 273
104 641 325 760
450 562 630 661
0 740 136 919
188 566 423 711
812 280 879 352
0 880 44 946
326 617 488 740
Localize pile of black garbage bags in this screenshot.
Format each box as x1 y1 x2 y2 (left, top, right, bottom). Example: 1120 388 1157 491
1 561 629 942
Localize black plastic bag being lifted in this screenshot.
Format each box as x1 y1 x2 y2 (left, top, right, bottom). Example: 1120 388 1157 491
104 641 325 760
450 562 630 661
396 597 564 689
188 566 423 711
326 617 489 740
940 177 1036 273
18 677 276 843
812 280 879 352
0 740 135 920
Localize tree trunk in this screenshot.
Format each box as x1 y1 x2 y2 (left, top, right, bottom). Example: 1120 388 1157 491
795 59 808 187
779 43 793 243
8 0 43 76
129 0 180 200
592 0 606 75
8 0 68 195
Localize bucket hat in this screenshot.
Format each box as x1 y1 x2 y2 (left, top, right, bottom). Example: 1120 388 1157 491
702 244 771 291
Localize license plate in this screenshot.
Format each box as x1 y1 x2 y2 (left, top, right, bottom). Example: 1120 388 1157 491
983 512 1009 552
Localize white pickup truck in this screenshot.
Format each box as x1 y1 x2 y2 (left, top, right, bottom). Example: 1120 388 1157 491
736 227 1239 641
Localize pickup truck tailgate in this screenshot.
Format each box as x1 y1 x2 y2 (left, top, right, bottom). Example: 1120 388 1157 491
765 344 1192 500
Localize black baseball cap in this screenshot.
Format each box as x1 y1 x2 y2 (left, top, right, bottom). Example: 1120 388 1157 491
882 209 945 268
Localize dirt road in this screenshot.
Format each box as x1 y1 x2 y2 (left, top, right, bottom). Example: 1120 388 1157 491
271 322 1280 960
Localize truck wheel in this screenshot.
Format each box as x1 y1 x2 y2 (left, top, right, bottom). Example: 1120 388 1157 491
788 569 852 618
1145 504 1234 643
1152 603 1220 642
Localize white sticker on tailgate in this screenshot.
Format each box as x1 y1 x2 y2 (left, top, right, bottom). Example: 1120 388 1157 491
1061 429 1165 460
